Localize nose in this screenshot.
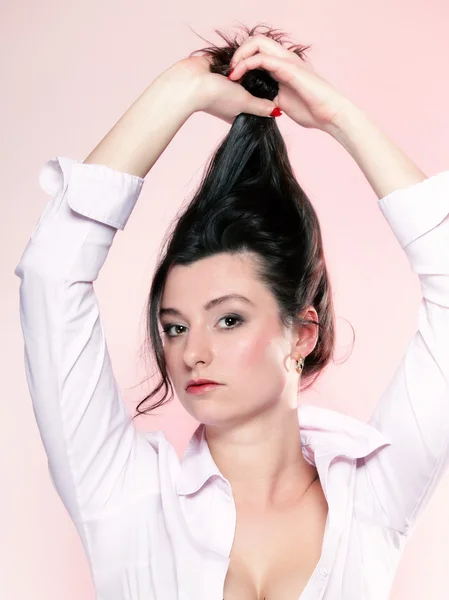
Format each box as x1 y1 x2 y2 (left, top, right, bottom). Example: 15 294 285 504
182 326 213 369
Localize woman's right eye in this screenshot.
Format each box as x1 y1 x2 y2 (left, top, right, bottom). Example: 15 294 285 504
162 324 186 337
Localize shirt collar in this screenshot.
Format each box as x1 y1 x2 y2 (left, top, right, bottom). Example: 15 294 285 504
177 403 392 496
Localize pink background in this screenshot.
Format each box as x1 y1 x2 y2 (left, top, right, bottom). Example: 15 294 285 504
2 1 449 599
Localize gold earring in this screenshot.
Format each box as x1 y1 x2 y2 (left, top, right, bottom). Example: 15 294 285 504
295 356 305 374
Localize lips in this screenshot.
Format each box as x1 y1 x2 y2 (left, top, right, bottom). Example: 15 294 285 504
186 382 222 394
186 378 220 389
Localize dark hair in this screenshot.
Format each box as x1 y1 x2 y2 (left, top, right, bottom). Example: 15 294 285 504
132 23 352 420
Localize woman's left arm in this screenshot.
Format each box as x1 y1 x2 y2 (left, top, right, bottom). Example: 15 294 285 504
329 103 449 535
326 101 428 198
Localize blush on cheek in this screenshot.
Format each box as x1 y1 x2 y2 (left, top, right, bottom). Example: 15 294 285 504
241 330 276 368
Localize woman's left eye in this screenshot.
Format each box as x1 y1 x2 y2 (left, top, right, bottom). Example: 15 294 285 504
219 315 244 329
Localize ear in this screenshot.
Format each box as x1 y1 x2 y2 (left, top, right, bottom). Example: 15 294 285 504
292 305 319 359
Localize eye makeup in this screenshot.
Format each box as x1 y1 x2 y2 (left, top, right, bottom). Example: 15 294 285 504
162 313 245 338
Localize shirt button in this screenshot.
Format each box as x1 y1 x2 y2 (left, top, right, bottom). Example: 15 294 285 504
319 566 329 577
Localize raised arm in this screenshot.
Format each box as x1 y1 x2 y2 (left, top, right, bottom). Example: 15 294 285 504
83 62 201 177
328 103 449 534
326 102 428 196
14 64 199 533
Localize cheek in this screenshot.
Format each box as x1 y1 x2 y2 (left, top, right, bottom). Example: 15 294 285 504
235 327 279 369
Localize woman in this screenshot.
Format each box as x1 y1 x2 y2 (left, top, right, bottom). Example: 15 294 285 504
15 23 449 600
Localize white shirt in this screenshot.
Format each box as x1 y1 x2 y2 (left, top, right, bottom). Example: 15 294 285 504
14 157 449 600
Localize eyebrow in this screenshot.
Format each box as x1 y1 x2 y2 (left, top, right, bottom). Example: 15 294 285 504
159 293 255 319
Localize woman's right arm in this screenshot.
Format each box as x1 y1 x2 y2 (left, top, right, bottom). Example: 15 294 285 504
14 66 199 533
83 63 201 177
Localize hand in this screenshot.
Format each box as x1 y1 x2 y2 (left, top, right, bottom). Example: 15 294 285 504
227 33 354 132
170 55 278 125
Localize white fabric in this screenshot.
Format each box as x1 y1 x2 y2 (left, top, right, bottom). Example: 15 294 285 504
14 157 449 599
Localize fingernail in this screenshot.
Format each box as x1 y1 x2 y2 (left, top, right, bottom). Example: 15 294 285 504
270 107 283 117
227 69 234 79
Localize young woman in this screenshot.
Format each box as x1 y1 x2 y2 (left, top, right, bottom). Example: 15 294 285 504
15 24 449 600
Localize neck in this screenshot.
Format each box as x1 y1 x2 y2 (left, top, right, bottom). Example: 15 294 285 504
204 406 318 511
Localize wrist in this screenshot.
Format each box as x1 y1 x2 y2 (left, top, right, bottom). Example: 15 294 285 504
322 100 427 199
155 62 203 116
84 67 200 179
322 100 369 141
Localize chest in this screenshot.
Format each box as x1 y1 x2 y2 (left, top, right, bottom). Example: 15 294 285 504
223 484 329 600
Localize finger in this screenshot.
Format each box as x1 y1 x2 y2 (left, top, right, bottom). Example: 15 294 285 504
229 52 296 85
230 84 278 119
242 91 279 118
230 33 291 68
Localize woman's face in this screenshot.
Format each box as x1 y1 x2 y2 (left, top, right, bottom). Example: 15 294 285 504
159 252 317 427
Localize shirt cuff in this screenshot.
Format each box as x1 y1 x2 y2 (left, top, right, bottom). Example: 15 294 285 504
39 157 145 231
377 170 449 249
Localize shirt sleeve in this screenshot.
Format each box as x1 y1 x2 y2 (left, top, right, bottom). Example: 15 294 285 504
14 157 160 532
363 169 449 535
